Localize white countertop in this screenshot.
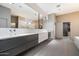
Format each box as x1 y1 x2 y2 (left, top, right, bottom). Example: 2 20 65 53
0 28 48 40
0 33 37 40
0 31 48 40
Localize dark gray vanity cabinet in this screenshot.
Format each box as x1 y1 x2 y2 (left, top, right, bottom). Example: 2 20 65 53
0 34 38 56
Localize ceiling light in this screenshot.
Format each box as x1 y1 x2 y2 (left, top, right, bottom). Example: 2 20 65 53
56 4 61 8
8 3 15 4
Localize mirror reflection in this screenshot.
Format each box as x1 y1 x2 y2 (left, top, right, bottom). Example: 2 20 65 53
0 3 47 29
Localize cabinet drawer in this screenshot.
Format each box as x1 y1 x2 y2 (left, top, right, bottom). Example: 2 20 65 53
38 32 48 43
23 34 38 42
0 37 26 52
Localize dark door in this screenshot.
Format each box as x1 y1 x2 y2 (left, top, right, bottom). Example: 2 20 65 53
63 22 70 36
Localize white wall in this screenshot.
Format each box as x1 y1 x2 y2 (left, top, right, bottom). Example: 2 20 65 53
56 12 79 39
55 22 63 38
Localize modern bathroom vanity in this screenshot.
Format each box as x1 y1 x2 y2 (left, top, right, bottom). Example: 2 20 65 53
0 28 49 56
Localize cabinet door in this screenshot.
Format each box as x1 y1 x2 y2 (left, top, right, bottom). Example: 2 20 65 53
23 34 38 42
0 36 26 52
38 32 48 43
0 34 38 53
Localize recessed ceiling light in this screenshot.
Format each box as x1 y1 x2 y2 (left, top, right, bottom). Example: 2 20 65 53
9 3 22 8
56 4 61 8
9 3 15 4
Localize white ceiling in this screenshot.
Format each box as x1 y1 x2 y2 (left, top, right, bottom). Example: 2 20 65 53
26 3 48 16
0 3 79 19
0 3 39 20
37 3 79 15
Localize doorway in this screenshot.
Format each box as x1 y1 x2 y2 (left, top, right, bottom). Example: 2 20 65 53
63 22 70 36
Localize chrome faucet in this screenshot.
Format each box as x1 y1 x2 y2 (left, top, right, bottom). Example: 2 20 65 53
13 29 16 32
9 29 12 32
9 29 16 34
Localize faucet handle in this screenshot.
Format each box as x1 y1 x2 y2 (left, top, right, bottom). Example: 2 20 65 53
13 29 16 32
9 29 12 32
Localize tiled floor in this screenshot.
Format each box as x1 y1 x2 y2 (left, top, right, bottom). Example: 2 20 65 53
20 37 79 56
